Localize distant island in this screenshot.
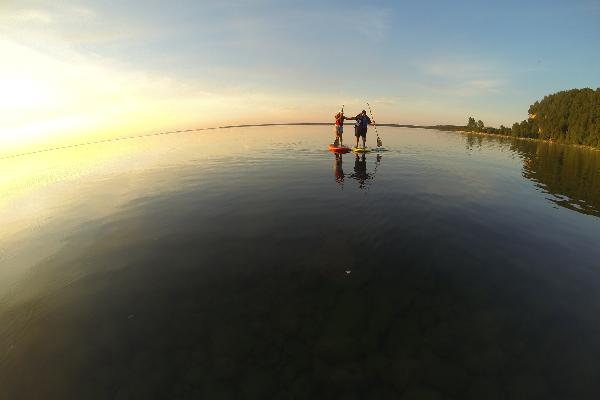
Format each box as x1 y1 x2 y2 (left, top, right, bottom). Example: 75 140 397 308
429 88 600 149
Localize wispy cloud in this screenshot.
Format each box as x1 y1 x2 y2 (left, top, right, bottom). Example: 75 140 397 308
8 9 54 24
0 3 142 47
3 3 95 25
352 7 391 42
418 58 508 96
421 59 495 79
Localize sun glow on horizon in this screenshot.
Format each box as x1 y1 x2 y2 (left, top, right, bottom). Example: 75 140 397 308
0 38 200 153
0 36 361 156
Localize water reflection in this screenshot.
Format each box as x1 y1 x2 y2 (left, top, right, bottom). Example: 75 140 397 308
348 153 382 190
519 143 600 218
333 153 344 187
465 134 483 151
463 133 600 218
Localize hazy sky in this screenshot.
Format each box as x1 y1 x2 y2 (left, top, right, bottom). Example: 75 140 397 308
1 0 599 152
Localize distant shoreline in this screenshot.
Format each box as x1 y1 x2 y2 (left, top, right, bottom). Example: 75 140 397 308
283 123 600 151
436 127 600 152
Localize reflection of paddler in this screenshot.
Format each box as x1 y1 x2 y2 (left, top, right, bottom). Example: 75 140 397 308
334 153 345 185
352 153 369 188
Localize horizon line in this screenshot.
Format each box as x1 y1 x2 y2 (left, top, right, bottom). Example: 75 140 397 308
0 122 454 160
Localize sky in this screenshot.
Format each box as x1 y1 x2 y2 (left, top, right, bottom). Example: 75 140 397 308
1 0 599 153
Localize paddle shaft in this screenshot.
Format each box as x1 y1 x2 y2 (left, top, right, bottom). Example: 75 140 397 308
366 102 382 146
366 102 378 135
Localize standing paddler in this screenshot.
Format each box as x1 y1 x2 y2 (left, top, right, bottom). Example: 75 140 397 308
333 107 349 147
347 110 372 148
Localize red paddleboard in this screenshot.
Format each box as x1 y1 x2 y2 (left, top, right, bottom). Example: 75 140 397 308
328 144 351 153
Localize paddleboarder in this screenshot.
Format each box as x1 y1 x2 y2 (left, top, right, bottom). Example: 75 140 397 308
347 110 372 148
333 109 349 146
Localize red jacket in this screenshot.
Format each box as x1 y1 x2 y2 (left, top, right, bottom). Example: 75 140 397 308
335 113 346 126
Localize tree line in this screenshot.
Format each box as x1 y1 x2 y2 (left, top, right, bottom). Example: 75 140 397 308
463 88 600 148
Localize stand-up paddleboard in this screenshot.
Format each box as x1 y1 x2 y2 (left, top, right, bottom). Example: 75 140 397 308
352 146 371 153
372 147 387 152
328 144 351 153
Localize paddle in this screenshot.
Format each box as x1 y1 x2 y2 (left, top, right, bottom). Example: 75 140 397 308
366 102 382 147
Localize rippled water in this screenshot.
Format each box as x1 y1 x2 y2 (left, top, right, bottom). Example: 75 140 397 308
1 126 600 399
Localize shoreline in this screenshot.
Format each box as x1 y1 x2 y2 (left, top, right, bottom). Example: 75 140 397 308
441 128 600 153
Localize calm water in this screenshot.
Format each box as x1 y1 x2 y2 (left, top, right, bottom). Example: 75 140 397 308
1 126 600 400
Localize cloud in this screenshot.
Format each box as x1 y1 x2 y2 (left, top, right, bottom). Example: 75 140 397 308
422 59 493 79
0 2 142 48
2 3 95 25
353 7 391 42
418 58 508 96
8 9 54 24
436 79 505 97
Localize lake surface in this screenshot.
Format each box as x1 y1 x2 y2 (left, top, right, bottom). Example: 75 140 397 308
1 126 600 400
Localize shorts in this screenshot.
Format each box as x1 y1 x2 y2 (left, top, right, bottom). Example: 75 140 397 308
355 126 367 138
334 125 343 135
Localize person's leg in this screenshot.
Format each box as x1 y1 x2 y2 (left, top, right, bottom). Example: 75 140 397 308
362 134 366 147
